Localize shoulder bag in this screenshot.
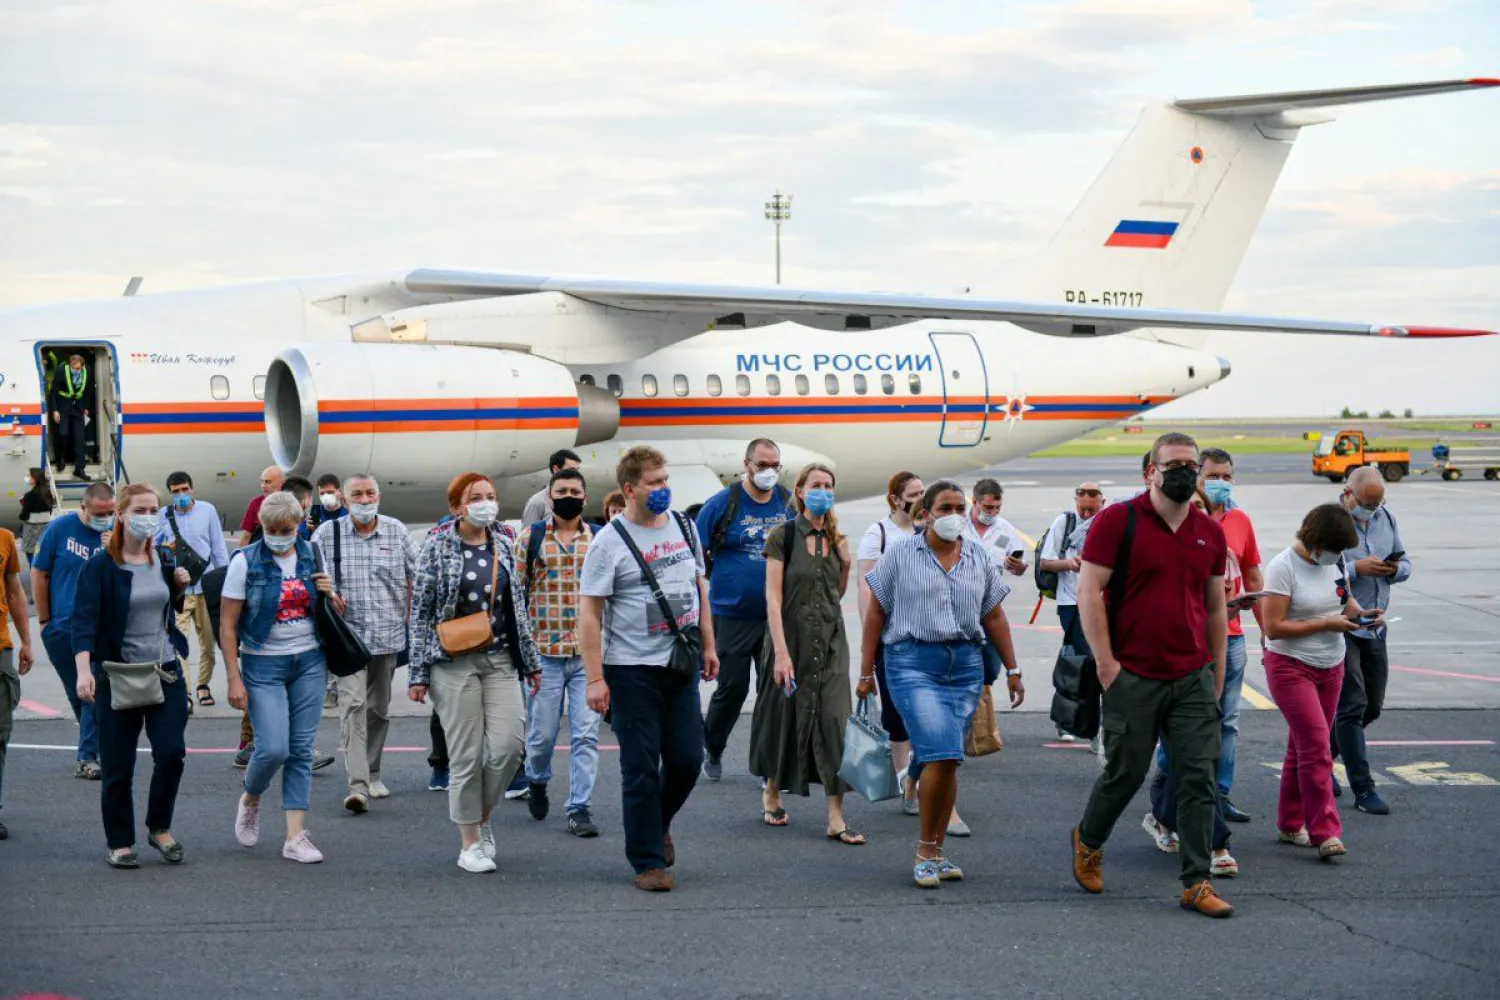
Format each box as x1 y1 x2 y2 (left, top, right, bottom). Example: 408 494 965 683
312 533 372 677
165 507 210 584
611 512 703 681
103 603 177 711
435 531 502 658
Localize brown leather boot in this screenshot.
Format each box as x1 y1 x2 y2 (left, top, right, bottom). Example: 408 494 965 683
1180 880 1234 918
635 868 675 892
1071 826 1104 894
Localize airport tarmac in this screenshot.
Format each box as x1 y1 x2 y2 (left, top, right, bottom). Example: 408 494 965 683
2 460 1497 998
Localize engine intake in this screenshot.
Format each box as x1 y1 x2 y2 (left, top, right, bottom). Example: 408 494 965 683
264 343 618 482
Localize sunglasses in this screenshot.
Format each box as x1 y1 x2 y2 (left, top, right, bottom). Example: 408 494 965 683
1075 489 1103 498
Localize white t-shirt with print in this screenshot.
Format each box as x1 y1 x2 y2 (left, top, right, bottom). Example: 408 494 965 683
580 515 705 668
223 550 319 655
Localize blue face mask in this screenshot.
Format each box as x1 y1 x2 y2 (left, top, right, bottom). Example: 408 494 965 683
173 493 193 510
804 488 835 516
1203 480 1233 507
89 515 114 533
645 487 673 515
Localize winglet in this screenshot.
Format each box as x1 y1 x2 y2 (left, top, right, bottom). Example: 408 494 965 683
1374 325 1497 339
1175 78 1498 117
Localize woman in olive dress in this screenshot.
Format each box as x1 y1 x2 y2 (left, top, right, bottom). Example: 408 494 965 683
750 463 863 845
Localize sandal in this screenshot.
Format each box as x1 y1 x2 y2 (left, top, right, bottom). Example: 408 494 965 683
762 808 789 827
106 848 140 869
196 686 216 707
826 828 866 846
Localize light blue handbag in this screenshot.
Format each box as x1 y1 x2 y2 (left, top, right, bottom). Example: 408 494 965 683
838 697 899 802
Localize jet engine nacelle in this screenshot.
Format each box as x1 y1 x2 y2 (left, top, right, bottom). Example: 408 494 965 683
264 343 618 485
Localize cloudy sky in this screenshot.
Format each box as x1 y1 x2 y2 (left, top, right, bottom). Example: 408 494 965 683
2 0 1496 418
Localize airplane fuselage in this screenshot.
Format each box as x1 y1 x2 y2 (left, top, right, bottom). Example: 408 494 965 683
0 277 1223 526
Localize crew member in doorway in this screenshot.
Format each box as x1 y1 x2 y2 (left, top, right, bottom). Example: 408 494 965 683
50 353 93 480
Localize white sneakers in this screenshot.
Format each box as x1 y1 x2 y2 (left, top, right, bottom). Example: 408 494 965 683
282 831 324 864
343 792 369 814
369 779 391 800
235 796 260 848
458 844 496 874
1141 811 1179 853
479 824 497 860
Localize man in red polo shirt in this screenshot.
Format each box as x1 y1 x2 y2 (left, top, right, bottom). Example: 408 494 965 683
1069 432 1232 918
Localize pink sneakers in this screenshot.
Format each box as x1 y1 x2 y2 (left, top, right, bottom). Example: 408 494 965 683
235 796 260 848
282 831 324 864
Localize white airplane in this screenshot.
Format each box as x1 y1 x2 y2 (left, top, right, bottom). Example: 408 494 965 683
0 78 1494 524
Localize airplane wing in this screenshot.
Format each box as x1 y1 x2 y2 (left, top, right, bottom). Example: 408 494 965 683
1174 77 1497 117
402 268 1494 341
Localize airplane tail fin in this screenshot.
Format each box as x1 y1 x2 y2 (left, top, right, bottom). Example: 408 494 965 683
1013 79 1497 348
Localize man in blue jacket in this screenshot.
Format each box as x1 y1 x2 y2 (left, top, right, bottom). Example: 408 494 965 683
694 438 793 781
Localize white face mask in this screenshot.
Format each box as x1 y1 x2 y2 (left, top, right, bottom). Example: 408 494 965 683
465 500 499 527
320 493 341 511
976 511 997 527
933 513 966 542
264 532 297 553
350 502 379 524
1313 550 1342 567
750 468 780 492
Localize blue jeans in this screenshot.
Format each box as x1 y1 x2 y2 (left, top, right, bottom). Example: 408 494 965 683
42 624 99 761
525 655 600 814
241 648 327 811
883 640 983 768
1154 634 1245 795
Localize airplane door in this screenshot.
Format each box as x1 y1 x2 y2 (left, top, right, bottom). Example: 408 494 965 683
929 332 989 447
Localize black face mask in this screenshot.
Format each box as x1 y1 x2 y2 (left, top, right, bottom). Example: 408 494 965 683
1158 466 1199 504
551 496 585 522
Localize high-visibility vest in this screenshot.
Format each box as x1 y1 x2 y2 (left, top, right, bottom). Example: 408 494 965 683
58 366 88 400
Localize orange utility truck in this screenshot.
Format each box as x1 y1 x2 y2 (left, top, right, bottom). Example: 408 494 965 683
1311 429 1410 483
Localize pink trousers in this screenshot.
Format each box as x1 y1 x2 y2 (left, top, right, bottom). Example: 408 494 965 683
1264 649 1344 844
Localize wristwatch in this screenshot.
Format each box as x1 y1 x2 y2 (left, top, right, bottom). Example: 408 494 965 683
1005 667 1022 678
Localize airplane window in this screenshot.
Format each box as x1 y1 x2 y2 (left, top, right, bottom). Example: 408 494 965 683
825 374 840 395
607 373 624 397
707 374 722 397
853 373 867 395
908 373 921 395
210 375 230 401
795 374 810 396
766 374 781 397
642 374 658 397
579 373 596 387
673 374 689 397
881 374 895 395
253 375 266 401
735 374 750 397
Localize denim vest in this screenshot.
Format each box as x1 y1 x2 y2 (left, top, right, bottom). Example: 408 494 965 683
238 538 318 652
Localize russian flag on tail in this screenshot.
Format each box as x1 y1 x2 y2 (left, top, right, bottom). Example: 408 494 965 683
1105 220 1179 249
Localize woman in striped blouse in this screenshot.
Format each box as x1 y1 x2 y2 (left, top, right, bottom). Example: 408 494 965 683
858 479 1024 888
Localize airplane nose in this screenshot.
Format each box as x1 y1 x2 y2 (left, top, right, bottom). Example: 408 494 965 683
1216 356 1232 381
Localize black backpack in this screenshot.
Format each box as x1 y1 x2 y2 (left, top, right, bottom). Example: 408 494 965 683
1033 512 1078 600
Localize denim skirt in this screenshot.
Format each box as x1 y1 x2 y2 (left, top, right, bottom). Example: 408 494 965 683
882 639 984 766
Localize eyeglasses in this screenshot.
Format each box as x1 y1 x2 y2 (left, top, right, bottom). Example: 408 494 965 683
1159 462 1201 475
1075 489 1103 498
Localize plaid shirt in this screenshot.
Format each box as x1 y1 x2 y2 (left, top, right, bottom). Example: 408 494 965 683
311 515 419 656
516 517 592 658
